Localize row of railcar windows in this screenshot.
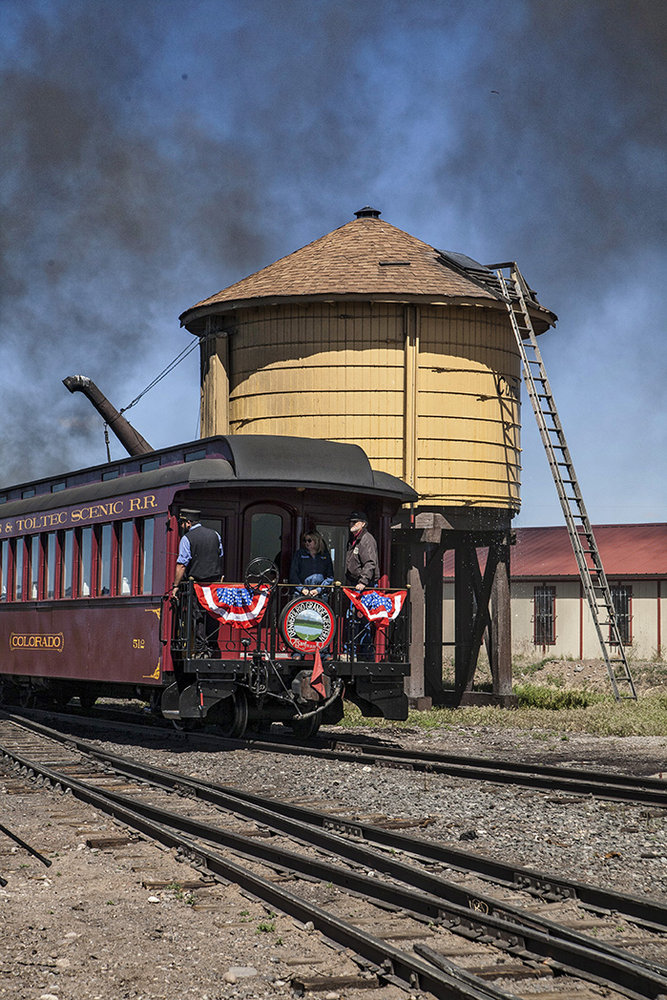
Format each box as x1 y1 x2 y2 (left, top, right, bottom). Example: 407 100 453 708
0 517 155 602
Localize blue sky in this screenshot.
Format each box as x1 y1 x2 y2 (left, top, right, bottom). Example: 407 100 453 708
1 0 665 526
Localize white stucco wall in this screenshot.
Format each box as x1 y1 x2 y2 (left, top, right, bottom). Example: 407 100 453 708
443 578 664 662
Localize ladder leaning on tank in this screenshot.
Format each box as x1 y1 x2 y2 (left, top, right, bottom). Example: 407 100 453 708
488 262 637 701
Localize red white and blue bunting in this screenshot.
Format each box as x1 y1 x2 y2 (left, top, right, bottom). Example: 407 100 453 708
343 588 407 624
195 583 271 630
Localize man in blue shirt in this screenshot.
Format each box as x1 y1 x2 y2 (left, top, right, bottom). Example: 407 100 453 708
171 509 223 656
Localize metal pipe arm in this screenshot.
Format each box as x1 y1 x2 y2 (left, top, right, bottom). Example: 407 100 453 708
63 375 153 457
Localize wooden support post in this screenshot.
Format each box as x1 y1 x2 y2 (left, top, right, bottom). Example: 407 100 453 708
491 534 513 696
424 543 445 703
454 536 475 693
404 543 430 708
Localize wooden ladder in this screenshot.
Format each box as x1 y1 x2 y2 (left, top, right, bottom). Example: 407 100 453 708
490 262 637 701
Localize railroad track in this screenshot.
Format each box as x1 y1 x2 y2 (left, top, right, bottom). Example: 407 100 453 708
2 711 666 1000
23 702 667 808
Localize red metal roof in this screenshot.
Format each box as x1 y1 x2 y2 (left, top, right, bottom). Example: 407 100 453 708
443 524 667 579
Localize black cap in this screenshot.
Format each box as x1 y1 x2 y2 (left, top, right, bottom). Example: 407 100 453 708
179 508 200 520
348 511 367 523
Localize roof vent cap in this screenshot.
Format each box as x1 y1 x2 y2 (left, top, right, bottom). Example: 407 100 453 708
354 206 381 219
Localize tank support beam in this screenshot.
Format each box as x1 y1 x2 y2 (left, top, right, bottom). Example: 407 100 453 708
394 515 515 708
455 533 516 706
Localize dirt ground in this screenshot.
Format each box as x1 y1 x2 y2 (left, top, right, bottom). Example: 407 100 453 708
492 654 665 695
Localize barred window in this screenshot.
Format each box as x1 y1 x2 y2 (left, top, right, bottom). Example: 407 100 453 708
610 584 632 645
534 585 556 645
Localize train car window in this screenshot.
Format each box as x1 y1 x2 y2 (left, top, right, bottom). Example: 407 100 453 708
62 530 74 598
119 520 134 595
14 539 24 601
51 481 67 493
22 488 35 499
46 532 57 599
29 535 40 599
101 469 119 481
249 513 283 567
139 517 154 594
0 494 7 505
185 448 206 462
79 526 93 597
316 524 349 582
140 459 160 472
0 538 8 600
99 523 113 595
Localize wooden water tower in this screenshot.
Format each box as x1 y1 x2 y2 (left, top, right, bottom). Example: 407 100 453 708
180 208 556 705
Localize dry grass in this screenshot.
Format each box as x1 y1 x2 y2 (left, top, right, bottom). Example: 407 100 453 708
341 657 667 738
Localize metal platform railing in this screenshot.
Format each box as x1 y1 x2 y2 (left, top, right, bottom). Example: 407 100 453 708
171 581 411 667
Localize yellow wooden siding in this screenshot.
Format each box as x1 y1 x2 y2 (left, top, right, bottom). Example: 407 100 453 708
225 305 405 477
203 301 521 510
415 306 521 507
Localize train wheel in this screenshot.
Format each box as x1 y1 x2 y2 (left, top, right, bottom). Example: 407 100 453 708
215 690 249 739
247 718 273 735
0 679 17 706
78 690 97 710
171 718 197 732
285 714 321 740
17 684 36 709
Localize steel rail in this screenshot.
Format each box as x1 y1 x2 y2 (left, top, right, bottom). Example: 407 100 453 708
235 736 667 807
7 711 667 932
2 719 666 1000
200 774 667 933
323 734 666 793
13 706 667 804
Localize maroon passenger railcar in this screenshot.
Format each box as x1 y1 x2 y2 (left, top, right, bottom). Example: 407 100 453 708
0 435 415 736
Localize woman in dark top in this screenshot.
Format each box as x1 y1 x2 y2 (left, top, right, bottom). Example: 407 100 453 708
289 530 334 597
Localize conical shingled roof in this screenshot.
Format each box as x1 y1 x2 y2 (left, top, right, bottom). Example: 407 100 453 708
180 210 555 332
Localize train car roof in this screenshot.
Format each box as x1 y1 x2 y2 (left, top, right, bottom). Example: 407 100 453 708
0 435 417 516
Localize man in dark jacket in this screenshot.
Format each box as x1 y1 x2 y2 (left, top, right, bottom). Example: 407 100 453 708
345 512 378 591
345 512 378 660
171 509 223 656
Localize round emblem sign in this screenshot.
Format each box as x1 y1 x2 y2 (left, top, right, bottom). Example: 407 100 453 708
280 598 336 653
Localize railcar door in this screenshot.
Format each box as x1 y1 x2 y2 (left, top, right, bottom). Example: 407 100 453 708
241 503 294 582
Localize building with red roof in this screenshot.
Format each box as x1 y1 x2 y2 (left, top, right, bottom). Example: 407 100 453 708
444 524 666 662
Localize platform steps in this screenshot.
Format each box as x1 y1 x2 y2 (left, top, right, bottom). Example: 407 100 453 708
489 263 637 701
